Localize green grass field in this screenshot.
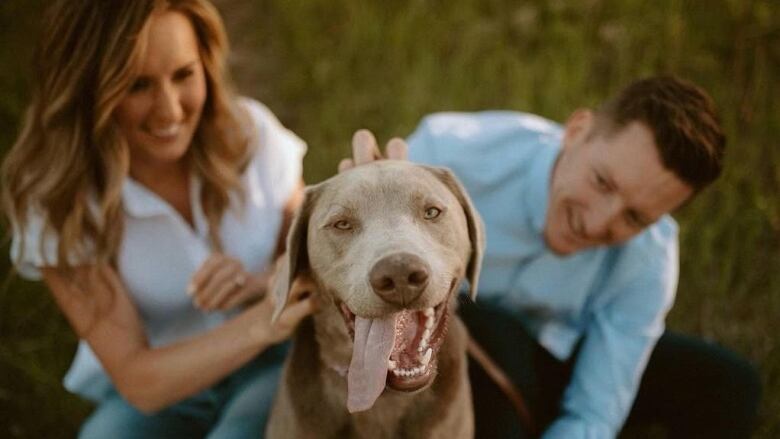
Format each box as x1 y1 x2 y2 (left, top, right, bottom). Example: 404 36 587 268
1 0 777 436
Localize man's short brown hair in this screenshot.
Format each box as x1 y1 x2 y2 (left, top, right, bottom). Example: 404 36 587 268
595 76 725 191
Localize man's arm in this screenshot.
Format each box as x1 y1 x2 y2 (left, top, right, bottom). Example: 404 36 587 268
543 229 679 438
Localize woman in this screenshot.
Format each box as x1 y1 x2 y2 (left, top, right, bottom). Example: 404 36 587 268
1 0 316 436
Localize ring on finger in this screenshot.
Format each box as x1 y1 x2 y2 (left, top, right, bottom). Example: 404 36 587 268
233 273 246 288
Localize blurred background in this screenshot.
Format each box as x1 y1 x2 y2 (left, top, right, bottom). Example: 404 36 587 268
0 0 777 436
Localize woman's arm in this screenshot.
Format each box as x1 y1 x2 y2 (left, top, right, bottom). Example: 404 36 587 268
42 262 315 413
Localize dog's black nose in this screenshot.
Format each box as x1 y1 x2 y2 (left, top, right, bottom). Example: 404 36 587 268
369 252 430 306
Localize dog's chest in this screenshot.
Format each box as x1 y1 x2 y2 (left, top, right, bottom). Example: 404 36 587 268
340 390 437 439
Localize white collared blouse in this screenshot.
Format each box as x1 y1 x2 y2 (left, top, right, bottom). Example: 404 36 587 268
11 98 306 401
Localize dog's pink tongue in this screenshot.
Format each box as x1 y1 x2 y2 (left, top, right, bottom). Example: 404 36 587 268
347 314 397 413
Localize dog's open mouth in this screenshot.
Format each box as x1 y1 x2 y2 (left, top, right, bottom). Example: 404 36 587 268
387 303 448 388
336 280 456 413
340 299 448 389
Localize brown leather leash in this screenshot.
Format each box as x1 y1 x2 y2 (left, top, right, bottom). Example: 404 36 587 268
467 335 538 436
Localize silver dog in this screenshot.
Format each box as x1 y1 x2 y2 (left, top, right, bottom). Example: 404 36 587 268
267 159 484 438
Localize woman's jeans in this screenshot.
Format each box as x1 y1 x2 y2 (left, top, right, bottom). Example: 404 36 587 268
78 343 288 439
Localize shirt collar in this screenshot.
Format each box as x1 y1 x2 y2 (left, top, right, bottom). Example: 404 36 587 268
122 174 203 222
122 177 171 218
523 139 562 236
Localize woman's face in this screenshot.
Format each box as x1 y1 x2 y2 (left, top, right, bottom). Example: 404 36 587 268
114 10 207 173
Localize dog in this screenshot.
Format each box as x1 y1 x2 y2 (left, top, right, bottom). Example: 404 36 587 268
266 159 484 438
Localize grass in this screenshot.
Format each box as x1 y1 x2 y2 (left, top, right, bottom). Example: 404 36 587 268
1 0 778 436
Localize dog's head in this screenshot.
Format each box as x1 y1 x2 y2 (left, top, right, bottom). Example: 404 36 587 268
272 160 484 412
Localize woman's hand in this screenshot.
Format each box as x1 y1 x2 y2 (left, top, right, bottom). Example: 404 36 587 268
337 129 408 172
188 253 268 311
249 273 318 345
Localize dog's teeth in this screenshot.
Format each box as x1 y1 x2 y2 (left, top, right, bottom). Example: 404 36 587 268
421 347 432 366
394 364 432 378
388 360 397 370
425 315 434 329
422 328 431 342
394 367 425 377
424 307 434 317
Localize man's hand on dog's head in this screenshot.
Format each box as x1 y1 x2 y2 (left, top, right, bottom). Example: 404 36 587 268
338 129 408 173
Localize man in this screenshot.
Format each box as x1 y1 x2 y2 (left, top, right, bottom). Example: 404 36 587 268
343 76 760 438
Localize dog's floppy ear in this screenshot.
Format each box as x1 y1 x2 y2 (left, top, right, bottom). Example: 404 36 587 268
271 183 323 322
422 165 485 300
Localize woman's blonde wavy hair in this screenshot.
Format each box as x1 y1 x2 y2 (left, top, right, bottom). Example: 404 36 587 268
2 0 251 270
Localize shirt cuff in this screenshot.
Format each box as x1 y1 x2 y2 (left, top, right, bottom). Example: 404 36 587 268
542 415 615 439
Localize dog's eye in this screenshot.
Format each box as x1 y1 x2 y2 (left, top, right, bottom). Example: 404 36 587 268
333 220 352 230
424 207 442 220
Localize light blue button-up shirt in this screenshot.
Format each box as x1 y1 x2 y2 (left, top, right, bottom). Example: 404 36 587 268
408 111 679 438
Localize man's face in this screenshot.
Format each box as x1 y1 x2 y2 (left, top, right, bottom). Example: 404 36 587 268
543 110 694 255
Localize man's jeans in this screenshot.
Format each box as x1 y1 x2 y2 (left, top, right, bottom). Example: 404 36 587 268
460 299 761 438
